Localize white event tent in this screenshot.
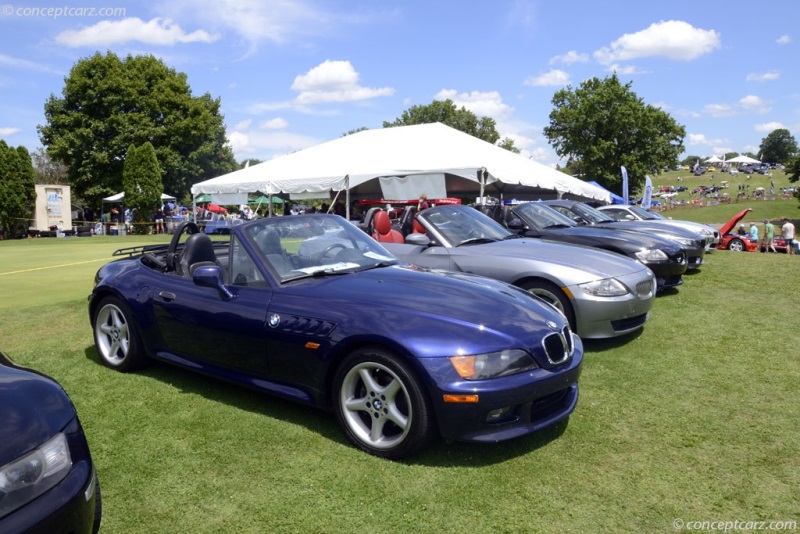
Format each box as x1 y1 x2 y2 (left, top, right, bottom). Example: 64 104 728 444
191 123 611 212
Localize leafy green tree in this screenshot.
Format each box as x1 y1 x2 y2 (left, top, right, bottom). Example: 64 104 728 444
31 147 68 185
758 129 798 164
497 137 520 154
681 155 703 166
0 141 36 238
39 52 237 208
123 142 163 235
544 74 686 195
383 99 501 145
342 127 369 137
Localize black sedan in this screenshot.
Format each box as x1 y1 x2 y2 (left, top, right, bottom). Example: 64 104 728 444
479 202 687 291
543 200 707 270
0 351 101 533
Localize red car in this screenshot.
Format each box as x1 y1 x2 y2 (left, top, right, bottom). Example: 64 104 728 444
715 208 760 252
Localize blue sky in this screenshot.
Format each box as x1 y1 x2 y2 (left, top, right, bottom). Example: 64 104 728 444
1 0 798 169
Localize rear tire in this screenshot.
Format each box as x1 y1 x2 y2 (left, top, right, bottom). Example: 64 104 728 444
333 348 435 460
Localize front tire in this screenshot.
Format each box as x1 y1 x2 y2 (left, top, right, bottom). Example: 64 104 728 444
333 348 435 460
728 238 745 252
519 280 576 332
92 296 147 372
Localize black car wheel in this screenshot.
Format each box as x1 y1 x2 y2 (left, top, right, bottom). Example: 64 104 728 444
334 348 435 460
519 280 576 332
93 296 147 372
728 238 745 252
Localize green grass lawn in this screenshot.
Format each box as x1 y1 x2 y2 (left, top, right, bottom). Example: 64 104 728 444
1 231 798 532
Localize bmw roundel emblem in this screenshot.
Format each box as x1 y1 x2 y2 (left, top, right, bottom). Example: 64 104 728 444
546 320 558 330
268 314 281 328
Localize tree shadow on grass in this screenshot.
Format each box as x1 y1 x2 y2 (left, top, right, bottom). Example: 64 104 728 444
83 345 573 467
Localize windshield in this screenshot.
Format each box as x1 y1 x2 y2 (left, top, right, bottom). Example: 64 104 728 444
513 202 578 229
569 203 617 223
418 205 512 246
243 214 397 282
629 205 661 220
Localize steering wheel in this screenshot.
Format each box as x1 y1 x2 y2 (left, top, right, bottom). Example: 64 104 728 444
166 221 200 271
318 243 347 261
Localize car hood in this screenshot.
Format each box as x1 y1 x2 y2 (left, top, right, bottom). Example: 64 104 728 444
0 352 75 464
526 225 682 254
282 265 570 357
463 238 647 279
719 208 753 235
595 220 703 242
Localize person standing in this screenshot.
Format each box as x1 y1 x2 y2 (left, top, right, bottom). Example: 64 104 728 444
781 218 795 255
418 193 430 211
762 218 777 253
749 222 758 242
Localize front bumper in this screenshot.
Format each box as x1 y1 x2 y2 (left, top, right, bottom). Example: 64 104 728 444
569 268 656 339
421 337 583 443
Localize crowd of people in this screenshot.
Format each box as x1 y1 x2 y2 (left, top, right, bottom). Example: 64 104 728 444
737 218 796 255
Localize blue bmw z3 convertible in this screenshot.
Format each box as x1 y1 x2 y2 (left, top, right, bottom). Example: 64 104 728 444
89 215 582 459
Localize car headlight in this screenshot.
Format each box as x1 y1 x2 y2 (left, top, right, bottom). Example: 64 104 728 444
634 248 668 262
0 432 72 518
450 349 538 380
578 278 629 297
674 237 696 247
699 228 713 237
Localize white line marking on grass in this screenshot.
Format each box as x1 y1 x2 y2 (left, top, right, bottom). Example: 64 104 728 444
0 258 111 276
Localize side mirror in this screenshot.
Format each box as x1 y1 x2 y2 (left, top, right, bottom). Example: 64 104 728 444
624 214 636 221
193 265 235 300
405 233 431 246
506 216 524 230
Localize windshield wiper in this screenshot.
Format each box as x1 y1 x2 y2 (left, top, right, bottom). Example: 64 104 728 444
502 234 523 240
354 261 397 273
457 237 498 246
543 223 571 229
281 268 351 283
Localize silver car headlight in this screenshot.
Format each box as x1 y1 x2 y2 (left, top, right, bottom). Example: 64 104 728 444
579 278 629 297
0 432 72 518
699 228 713 237
674 237 696 247
635 248 669 262
450 349 538 380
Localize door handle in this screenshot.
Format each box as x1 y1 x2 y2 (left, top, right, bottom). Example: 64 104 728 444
158 291 176 301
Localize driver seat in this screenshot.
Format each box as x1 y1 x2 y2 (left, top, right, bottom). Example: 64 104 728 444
257 228 294 275
372 210 404 243
179 233 219 276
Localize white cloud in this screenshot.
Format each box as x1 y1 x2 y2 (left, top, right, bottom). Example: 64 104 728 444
549 51 588 65
606 63 642 75
777 35 791 45
291 60 394 104
755 122 786 133
226 125 320 160
703 103 734 118
524 69 570 87
746 71 780 82
0 127 21 136
0 53 60 73
738 95 770 114
594 20 720 64
434 89 514 120
259 118 288 129
54 17 219 47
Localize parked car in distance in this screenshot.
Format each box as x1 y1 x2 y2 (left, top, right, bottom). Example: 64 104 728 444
543 200 708 271
596 204 719 246
89 217 583 460
381 204 657 339
0 350 101 534
479 201 687 292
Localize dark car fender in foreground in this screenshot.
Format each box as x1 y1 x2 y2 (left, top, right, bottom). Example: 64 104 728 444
0 352 101 534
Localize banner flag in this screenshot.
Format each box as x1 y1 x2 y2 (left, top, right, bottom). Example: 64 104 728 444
621 166 629 205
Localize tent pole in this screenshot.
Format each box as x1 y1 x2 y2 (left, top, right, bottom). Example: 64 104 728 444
479 168 486 206
345 175 350 219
